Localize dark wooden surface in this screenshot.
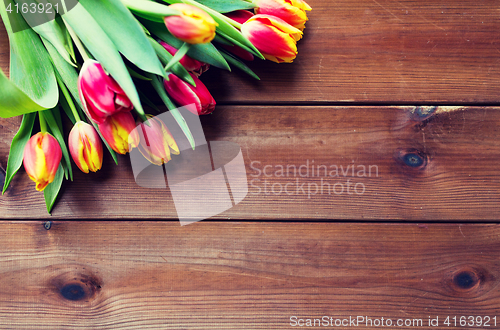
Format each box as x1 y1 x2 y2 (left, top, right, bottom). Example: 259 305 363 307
1 0 500 328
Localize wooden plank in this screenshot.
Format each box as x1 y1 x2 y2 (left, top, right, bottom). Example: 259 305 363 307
0 221 498 329
1 0 500 104
2 105 500 220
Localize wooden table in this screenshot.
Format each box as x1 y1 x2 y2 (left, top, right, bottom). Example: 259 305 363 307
1 0 500 328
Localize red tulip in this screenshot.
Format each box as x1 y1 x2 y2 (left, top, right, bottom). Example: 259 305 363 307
253 0 312 31
163 72 216 115
78 60 133 124
159 41 209 76
68 121 103 173
23 132 62 191
98 111 139 155
164 4 218 44
241 14 302 63
137 115 180 166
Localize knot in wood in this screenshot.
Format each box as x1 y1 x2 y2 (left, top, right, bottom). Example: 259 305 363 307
394 148 428 170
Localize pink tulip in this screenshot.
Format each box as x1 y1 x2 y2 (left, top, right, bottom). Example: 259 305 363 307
23 132 62 191
159 41 209 76
137 115 180 166
78 60 133 124
98 111 139 155
241 14 302 63
68 121 103 173
163 72 216 115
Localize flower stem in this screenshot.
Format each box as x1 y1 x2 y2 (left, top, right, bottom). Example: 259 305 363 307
39 111 48 133
64 19 91 62
55 73 81 122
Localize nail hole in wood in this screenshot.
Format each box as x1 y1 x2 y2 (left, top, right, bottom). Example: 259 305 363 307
44 221 52 230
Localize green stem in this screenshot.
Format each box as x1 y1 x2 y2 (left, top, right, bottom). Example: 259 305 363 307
64 19 91 62
39 112 48 133
164 42 191 72
55 73 81 122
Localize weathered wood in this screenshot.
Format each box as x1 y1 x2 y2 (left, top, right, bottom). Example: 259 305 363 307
1 0 500 103
1 105 500 220
0 221 498 329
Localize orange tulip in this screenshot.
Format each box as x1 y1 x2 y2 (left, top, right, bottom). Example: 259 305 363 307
137 115 180 166
23 132 62 191
253 0 312 31
98 111 139 155
241 14 302 63
68 121 103 173
164 4 218 44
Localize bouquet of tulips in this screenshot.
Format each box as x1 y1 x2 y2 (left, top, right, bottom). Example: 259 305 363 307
0 0 311 213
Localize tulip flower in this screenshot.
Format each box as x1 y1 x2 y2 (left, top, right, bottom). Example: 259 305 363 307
253 0 312 31
68 121 103 173
164 4 218 44
137 115 180 166
23 132 62 192
98 111 139 155
241 14 302 63
159 41 209 76
78 60 133 124
163 72 216 115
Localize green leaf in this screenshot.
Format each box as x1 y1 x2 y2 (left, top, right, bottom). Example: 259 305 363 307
120 0 181 22
0 0 58 118
2 112 36 194
164 42 191 72
42 109 73 181
142 20 231 71
194 0 255 13
219 48 260 80
58 1 146 117
18 0 75 66
149 74 195 150
44 164 64 214
148 36 196 86
79 0 166 78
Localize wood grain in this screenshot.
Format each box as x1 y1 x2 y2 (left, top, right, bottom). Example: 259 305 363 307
1 0 500 104
0 221 498 329
2 105 500 220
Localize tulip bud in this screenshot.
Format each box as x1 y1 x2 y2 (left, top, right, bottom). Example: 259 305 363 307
68 121 104 173
241 14 302 63
164 4 218 44
98 111 139 155
253 0 312 31
78 60 133 124
163 72 216 115
159 41 210 76
23 132 62 192
137 115 180 166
